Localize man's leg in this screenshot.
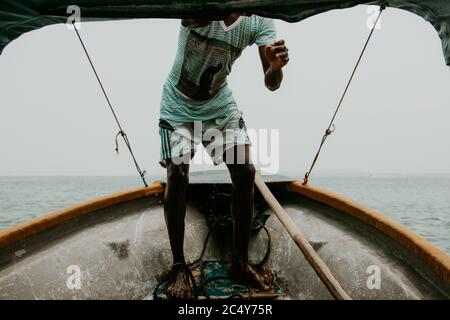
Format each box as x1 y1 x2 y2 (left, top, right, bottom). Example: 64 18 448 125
225 145 270 290
164 159 193 299
164 159 189 264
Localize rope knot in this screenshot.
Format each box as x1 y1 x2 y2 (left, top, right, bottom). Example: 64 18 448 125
325 124 336 136
303 173 309 185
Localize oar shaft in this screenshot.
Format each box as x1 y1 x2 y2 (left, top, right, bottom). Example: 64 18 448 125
254 173 351 300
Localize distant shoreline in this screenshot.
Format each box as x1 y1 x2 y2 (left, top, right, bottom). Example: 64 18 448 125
1 172 450 178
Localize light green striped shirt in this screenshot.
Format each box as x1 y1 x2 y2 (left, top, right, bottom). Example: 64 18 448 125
160 15 277 126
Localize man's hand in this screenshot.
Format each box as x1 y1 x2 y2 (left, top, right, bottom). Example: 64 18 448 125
264 39 289 71
259 39 289 91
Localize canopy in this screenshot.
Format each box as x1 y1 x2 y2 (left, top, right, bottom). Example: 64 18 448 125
0 1 449 65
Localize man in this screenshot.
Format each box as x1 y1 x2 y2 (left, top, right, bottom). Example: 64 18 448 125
159 12 289 299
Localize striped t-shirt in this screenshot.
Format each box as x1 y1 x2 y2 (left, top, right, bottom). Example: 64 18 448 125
160 15 277 126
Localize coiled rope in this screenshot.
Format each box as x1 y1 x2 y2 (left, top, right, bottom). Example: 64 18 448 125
152 219 272 300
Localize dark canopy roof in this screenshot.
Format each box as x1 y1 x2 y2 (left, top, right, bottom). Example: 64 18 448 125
0 1 449 65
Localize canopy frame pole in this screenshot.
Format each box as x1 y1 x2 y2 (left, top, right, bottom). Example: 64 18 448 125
254 173 351 300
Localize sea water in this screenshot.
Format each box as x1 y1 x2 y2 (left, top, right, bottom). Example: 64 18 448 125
0 174 448 254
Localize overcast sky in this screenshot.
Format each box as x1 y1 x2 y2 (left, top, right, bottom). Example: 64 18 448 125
0 5 449 179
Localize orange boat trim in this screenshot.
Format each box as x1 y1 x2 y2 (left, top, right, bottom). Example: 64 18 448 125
0 182 164 249
290 181 450 285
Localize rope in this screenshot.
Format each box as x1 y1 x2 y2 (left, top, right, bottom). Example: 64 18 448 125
200 276 253 300
72 22 148 187
303 5 385 185
153 219 272 300
152 262 199 300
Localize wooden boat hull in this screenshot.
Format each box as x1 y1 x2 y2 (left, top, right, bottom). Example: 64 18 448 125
0 177 448 300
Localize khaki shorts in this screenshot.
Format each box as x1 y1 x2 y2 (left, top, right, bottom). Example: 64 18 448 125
159 111 251 167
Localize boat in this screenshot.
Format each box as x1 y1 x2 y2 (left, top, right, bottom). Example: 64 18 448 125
0 172 448 299
1 0 449 300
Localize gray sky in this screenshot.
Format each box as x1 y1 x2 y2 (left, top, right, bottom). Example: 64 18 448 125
0 6 449 178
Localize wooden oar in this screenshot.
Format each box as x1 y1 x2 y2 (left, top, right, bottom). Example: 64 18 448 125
254 173 351 300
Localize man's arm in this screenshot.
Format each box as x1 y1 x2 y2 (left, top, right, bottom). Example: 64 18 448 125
258 39 289 91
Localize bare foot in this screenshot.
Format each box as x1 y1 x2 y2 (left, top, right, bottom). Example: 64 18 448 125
228 262 272 292
165 264 194 300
